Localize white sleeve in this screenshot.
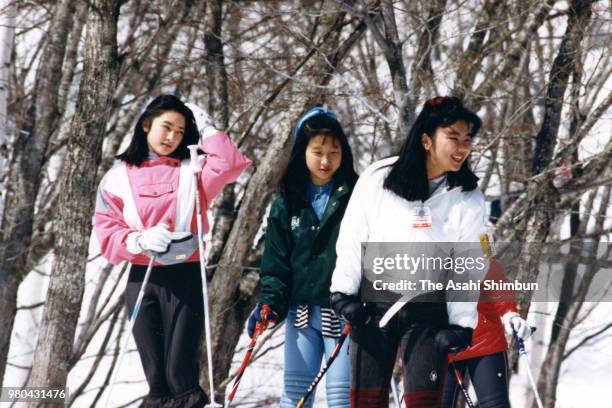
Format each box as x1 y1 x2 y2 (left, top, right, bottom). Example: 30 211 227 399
330 173 372 296
446 188 488 328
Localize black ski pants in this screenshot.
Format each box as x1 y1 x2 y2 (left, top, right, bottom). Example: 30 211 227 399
125 262 206 404
442 352 510 408
349 302 449 408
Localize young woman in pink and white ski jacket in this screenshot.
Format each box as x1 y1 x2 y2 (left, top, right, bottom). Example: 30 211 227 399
93 95 251 408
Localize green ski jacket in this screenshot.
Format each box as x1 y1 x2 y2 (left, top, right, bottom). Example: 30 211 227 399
259 178 352 321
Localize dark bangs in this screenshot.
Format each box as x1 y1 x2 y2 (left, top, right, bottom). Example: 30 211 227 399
280 113 358 198
383 96 482 202
116 94 200 166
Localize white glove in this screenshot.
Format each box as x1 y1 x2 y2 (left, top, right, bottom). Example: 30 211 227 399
185 103 217 140
502 312 531 340
126 224 171 254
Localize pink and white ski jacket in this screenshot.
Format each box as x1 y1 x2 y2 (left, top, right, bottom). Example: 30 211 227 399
93 131 252 265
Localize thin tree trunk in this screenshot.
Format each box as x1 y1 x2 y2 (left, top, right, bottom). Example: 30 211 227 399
0 0 15 205
512 0 594 306
507 0 595 390
99 0 192 175
532 0 593 174
452 0 501 98
358 0 414 150
408 0 447 101
471 0 556 111
332 0 412 150
204 0 229 129
535 186 609 408
0 0 75 386
27 0 120 401
202 3 366 396
203 0 239 275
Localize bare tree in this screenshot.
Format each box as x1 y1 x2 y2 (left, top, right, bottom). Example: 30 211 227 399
337 0 415 150
2 1 609 405
0 0 16 200
27 0 120 400
203 0 368 395
0 0 76 385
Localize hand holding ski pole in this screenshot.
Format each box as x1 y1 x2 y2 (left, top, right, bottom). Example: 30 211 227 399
188 144 203 174
513 327 543 408
295 324 352 408
225 305 276 408
503 312 532 340
247 305 278 338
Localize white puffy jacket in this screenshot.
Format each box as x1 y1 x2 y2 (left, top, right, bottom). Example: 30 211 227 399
330 157 488 329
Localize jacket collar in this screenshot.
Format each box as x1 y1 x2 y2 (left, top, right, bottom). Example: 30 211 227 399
317 178 350 227
141 153 181 167
425 178 462 203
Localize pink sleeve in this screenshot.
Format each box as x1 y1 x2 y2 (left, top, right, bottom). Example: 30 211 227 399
92 185 137 265
199 131 252 206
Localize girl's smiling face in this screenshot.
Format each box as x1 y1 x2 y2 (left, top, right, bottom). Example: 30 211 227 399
144 111 186 156
305 134 342 186
421 120 472 179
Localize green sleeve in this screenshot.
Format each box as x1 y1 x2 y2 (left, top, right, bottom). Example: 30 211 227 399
259 197 293 321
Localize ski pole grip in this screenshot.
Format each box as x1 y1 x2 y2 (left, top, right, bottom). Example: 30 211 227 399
512 328 525 350
187 144 199 166
261 304 272 317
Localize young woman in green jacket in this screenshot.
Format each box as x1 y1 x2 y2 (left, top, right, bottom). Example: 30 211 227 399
247 107 358 407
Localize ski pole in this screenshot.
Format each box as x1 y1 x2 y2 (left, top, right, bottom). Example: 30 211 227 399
449 359 475 408
189 145 222 408
295 324 352 408
513 328 544 408
390 376 401 407
224 306 273 408
103 252 157 408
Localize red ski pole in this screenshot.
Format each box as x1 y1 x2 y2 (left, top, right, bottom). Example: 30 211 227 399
224 305 273 408
449 358 475 408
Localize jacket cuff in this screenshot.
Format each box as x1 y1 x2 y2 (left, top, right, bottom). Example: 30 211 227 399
125 231 143 255
200 127 220 141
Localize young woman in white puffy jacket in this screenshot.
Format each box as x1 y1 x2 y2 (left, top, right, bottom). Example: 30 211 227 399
330 96 487 407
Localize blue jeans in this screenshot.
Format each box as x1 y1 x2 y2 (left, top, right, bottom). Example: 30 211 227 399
280 305 350 408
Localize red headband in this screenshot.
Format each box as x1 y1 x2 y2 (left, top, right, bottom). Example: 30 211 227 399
425 96 459 106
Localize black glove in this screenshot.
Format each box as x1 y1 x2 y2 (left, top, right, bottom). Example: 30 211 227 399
434 325 473 354
330 292 371 328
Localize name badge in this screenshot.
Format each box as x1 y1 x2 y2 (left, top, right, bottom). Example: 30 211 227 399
412 205 432 228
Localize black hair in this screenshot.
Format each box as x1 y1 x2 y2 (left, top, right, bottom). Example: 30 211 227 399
116 94 200 166
383 96 482 202
280 112 358 198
